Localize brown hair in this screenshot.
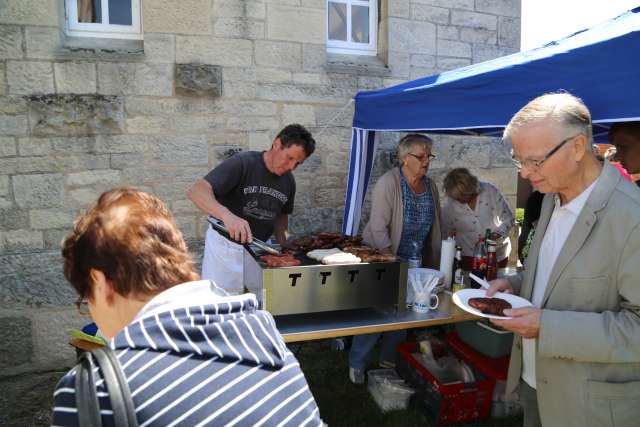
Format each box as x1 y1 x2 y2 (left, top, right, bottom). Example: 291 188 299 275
443 168 480 202
62 188 198 300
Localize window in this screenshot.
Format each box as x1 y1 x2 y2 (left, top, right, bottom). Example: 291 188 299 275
326 0 377 55
65 0 142 39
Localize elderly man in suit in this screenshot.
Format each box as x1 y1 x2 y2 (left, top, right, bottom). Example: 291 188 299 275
487 92 640 427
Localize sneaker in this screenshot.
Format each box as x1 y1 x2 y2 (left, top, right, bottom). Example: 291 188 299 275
349 367 365 384
379 360 396 369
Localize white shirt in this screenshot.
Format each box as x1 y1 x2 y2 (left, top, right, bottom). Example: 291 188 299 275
442 181 515 261
521 179 598 388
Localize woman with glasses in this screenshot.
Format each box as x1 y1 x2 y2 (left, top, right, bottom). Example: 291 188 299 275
442 167 515 268
348 134 443 384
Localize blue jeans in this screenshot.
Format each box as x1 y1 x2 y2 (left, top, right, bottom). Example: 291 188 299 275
349 330 406 370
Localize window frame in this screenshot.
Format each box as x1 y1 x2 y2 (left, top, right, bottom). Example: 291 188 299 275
65 0 143 40
326 0 377 56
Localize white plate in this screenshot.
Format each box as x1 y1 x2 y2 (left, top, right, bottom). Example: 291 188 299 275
452 288 533 319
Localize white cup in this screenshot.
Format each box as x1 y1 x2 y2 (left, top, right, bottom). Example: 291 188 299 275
412 292 439 313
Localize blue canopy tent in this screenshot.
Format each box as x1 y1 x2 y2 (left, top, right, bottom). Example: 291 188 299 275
342 8 640 235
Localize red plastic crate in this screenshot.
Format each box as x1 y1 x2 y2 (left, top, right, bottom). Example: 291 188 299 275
397 342 495 426
445 331 509 381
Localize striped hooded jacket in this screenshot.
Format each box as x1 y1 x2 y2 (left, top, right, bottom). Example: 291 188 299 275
52 280 324 426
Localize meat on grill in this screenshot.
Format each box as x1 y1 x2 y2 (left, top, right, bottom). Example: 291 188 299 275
468 297 512 316
259 254 301 268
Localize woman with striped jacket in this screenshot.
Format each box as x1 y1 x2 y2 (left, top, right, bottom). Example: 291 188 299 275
52 188 324 427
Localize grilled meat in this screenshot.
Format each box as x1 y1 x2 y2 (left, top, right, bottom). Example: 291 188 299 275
468 297 512 316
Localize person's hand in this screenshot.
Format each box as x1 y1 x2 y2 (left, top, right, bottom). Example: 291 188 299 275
485 278 513 297
222 212 253 244
491 307 541 338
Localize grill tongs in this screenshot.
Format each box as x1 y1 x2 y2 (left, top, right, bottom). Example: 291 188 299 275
207 216 280 255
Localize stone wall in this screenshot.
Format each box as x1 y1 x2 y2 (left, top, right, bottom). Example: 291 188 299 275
0 0 520 423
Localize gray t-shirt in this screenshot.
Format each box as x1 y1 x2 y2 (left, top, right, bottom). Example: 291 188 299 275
204 151 295 241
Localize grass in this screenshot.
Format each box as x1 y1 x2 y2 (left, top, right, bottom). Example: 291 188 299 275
294 339 522 427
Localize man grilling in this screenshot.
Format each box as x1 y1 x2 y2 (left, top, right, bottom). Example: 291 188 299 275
188 124 316 293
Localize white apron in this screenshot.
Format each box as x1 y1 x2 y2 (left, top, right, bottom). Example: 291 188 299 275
201 226 245 294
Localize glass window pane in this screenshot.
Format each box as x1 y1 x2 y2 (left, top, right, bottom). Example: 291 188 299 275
352 5 369 44
78 0 101 23
109 0 133 26
328 2 347 41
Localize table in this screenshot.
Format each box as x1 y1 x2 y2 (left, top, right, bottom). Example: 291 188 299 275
276 292 478 343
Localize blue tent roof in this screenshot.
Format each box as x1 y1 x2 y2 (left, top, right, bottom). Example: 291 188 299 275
352 8 640 143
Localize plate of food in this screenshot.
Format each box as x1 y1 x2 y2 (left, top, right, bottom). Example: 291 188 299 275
452 288 533 319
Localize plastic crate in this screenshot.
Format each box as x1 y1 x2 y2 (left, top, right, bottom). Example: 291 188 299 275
367 369 415 413
455 320 513 358
397 342 495 426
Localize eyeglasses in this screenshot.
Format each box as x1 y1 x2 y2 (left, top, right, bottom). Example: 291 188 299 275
408 153 436 162
75 296 90 316
511 134 580 171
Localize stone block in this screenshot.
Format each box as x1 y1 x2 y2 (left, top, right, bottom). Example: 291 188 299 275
12 173 64 209
227 116 280 131
125 116 170 134
437 56 471 71
214 17 265 39
256 68 292 83
221 101 278 116
143 33 176 63
475 167 517 195
213 0 266 19
0 26 23 59
143 0 211 34
301 0 324 8
388 0 410 18
473 44 510 63
0 95 27 114
50 137 95 154
437 25 459 41
68 188 101 207
176 64 222 97
0 63 4 95
313 187 344 208
54 62 97 94
24 26 61 60
257 83 351 103
293 73 323 85
289 207 338 235
282 104 315 126
67 170 121 187
499 16 521 48
174 216 197 239
0 137 17 157
31 308 86 369
267 5 324 44
173 115 226 134
0 115 28 137
0 175 8 196
94 134 149 154
98 63 173 96
248 132 272 151
410 67 437 80
120 166 208 186
412 5 449 24
223 81 258 98
7 61 54 95
411 54 436 68
18 138 52 156
314 105 354 129
212 145 245 166
17 154 109 174
255 40 302 69
0 0 59 26
449 140 492 168
0 208 29 230
437 39 471 58
5 230 44 252
357 76 384 90
0 251 72 306
387 51 411 78
43 228 69 250
476 0 520 18
413 0 473 9
171 199 198 215
388 18 436 54
26 94 125 136
460 27 497 45
451 10 498 31
223 67 257 82
148 135 209 166
176 36 253 67
490 138 514 167
0 316 32 368
29 209 74 230
302 44 326 71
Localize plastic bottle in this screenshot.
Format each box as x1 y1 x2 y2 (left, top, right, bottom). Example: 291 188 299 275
408 241 422 269
471 236 487 288
486 240 498 281
451 246 465 293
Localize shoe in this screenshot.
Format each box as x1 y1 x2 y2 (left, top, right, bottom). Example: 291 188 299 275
332 337 346 351
379 360 396 369
349 367 365 384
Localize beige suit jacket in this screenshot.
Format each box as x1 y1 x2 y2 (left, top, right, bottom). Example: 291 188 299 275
506 162 640 427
